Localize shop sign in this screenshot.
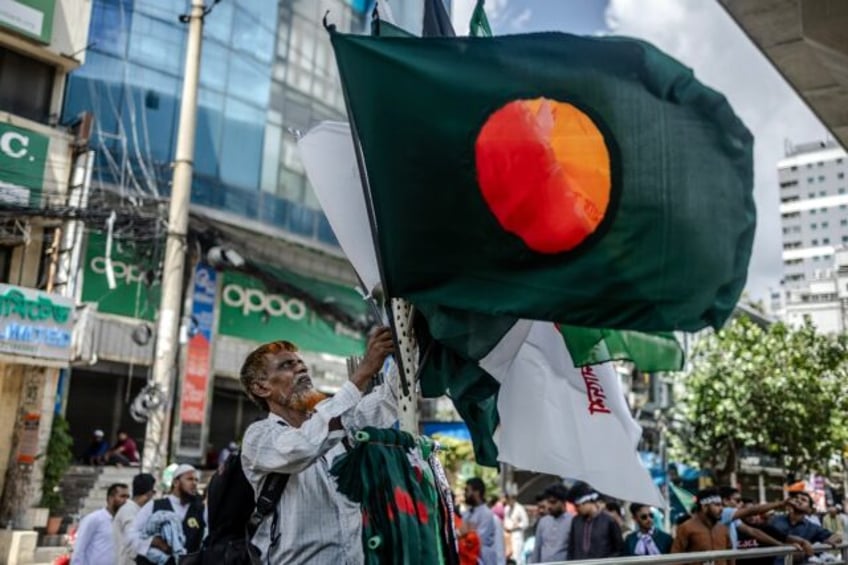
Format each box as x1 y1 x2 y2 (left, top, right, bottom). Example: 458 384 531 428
0 0 56 43
0 121 49 206
217 270 365 357
0 283 74 361
177 263 216 457
81 232 161 321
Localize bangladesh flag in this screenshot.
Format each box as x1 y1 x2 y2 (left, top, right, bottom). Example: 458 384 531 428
330 31 755 333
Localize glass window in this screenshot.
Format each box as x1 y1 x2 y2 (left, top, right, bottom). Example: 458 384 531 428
839 173 845 179
219 98 264 190
194 89 225 177
0 46 54 123
128 13 185 76
227 53 271 107
135 0 182 21
808 178 814 184
122 64 179 165
810 210 816 215
808 192 815 197
232 9 275 63
204 1 233 43
89 0 132 57
200 40 229 92
278 168 304 202
819 191 826 196
823 222 829 228
260 123 282 193
823 238 830 244
811 223 817 229
238 0 279 31
812 239 819 245
840 188 846 194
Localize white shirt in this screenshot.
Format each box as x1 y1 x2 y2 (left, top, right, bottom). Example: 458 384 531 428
241 377 398 565
113 499 140 565
71 508 116 565
127 495 193 557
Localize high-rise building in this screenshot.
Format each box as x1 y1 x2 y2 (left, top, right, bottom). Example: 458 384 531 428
775 140 848 332
779 140 848 286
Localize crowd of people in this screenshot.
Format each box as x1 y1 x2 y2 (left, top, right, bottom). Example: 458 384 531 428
447 483 847 564
66 329 848 564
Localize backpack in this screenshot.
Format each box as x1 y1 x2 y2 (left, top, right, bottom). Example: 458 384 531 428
201 449 289 565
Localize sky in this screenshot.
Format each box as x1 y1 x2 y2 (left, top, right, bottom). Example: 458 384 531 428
450 0 831 303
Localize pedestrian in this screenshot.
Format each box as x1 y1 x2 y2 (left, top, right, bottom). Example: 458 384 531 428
719 486 793 549
83 429 109 465
823 504 846 538
71 482 129 565
604 501 626 535
489 497 507 565
566 485 623 560
462 477 498 565
530 484 571 564
129 464 205 564
112 473 156 565
239 326 397 564
736 498 814 565
104 430 139 466
624 503 673 556
504 494 529 564
768 491 843 564
671 487 732 565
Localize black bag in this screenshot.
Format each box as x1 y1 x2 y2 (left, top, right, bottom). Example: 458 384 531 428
201 449 289 565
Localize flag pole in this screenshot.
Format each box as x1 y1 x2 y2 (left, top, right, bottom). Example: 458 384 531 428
324 15 418 433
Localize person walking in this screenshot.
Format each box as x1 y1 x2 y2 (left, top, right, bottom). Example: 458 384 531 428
129 464 205 564
71 483 129 565
239 327 397 564
462 477 497 565
504 494 529 564
112 473 156 565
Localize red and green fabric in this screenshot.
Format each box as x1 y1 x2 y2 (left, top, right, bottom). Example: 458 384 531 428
331 31 754 333
331 427 445 565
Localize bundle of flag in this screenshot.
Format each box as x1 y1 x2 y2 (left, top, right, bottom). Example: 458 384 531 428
300 1 754 506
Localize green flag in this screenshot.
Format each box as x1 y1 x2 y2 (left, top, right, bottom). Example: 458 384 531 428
331 32 754 334
469 0 492 37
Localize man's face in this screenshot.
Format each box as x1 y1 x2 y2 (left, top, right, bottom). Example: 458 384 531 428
174 472 199 498
741 502 765 526
723 493 742 509
577 501 597 518
828 507 837 516
258 350 314 409
108 486 129 514
634 507 654 531
117 432 127 441
536 499 548 517
546 497 564 517
790 494 813 515
704 501 723 521
464 485 478 506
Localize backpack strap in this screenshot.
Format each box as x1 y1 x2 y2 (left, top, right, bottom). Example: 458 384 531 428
245 420 291 564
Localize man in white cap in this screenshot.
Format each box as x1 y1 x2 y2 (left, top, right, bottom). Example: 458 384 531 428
128 463 205 564
84 429 109 465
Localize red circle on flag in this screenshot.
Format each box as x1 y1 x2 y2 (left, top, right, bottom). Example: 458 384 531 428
475 98 613 254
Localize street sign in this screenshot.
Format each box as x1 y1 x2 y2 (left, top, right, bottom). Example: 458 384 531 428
0 283 74 361
0 121 49 206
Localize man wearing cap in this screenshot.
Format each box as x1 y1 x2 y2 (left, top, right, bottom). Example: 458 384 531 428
113 473 156 565
84 429 109 465
530 484 572 563
671 487 732 565
239 327 397 564
566 485 623 560
128 464 205 564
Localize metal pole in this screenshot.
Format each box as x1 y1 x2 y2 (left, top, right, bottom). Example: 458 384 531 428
142 0 205 474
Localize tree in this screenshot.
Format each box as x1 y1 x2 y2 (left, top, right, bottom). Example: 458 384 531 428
670 316 848 482
432 434 501 499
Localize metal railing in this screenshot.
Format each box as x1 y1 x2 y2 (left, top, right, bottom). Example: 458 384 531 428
540 543 848 565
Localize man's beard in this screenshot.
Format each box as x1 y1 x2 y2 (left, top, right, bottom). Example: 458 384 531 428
286 388 328 412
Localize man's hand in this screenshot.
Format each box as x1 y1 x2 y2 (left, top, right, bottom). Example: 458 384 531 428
351 327 394 392
151 536 172 554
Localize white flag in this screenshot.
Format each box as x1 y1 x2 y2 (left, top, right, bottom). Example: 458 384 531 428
481 320 663 507
297 121 382 294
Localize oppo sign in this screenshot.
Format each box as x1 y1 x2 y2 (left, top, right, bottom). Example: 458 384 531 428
90 257 148 285
222 284 307 321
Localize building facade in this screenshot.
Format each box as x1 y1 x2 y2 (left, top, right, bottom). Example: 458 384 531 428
0 0 93 555
775 140 848 333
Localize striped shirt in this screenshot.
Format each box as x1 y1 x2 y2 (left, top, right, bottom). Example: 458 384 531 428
242 378 398 565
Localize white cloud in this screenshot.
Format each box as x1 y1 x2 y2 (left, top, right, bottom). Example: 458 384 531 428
512 8 532 31
605 0 828 303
